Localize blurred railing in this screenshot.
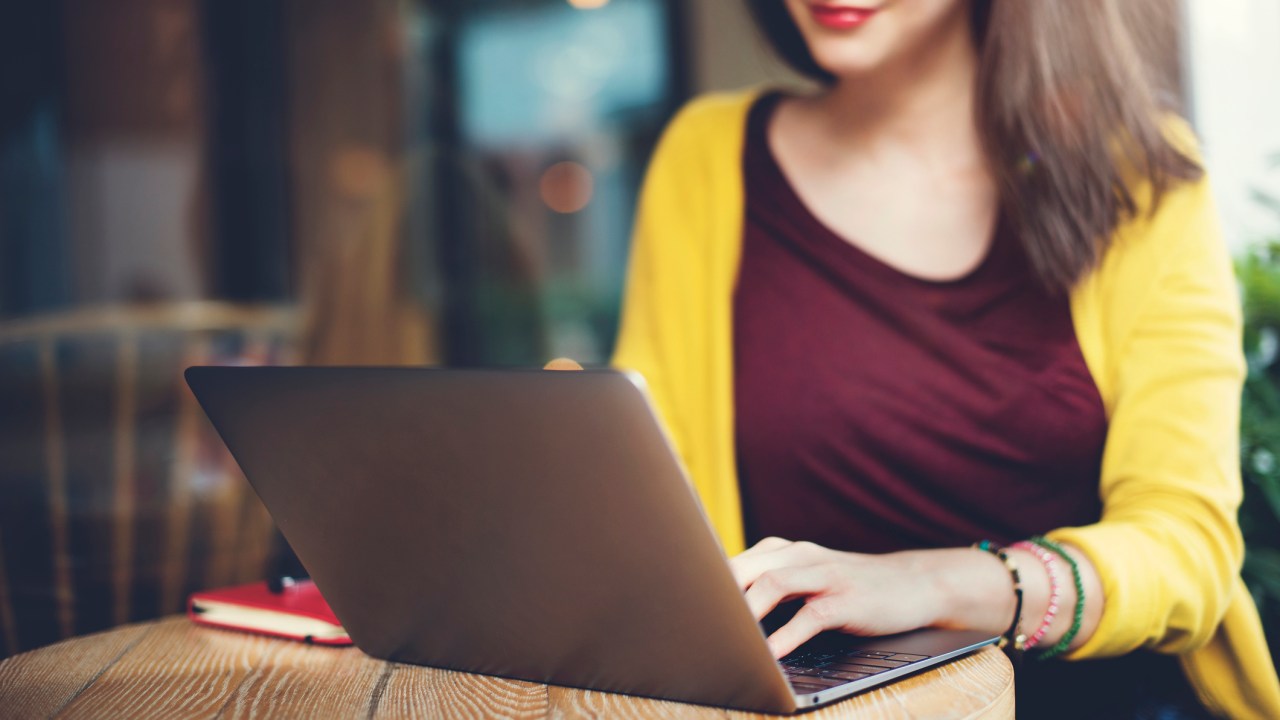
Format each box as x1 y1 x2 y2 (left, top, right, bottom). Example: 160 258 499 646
0 301 299 657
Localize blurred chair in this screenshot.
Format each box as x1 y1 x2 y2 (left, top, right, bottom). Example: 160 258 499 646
0 302 298 658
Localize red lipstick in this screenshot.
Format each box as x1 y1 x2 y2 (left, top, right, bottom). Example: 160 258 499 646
809 3 877 30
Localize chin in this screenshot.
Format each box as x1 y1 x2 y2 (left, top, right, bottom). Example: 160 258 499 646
807 41 896 78
784 0 969 80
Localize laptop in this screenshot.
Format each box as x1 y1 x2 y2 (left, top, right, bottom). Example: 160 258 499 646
185 366 997 713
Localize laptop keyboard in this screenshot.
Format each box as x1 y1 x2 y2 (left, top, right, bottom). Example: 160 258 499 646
780 648 933 694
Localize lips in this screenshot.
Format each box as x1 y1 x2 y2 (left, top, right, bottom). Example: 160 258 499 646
808 3 878 30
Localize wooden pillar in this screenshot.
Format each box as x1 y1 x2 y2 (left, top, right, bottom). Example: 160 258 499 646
285 0 436 366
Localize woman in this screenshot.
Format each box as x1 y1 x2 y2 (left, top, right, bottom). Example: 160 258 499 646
612 1 1280 717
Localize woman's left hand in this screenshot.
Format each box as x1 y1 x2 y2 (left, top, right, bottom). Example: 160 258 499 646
729 537 1015 659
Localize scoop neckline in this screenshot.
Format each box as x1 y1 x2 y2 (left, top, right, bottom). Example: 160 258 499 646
746 90 1009 290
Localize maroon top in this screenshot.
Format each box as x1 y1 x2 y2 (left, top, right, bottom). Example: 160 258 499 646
734 93 1108 552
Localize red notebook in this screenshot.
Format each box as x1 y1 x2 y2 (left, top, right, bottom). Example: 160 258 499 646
187 580 353 646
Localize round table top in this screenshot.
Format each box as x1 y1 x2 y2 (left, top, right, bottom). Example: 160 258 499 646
0 616 1013 719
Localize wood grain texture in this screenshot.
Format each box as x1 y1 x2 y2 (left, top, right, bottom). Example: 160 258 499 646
219 636 388 720
374 663 550 719
0 620 152 719
0 618 1013 720
548 683 731 719
55 617 274 719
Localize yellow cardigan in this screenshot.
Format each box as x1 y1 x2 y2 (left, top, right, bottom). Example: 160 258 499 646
612 90 1280 719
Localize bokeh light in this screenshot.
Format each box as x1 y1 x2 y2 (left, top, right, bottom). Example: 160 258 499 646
539 161 594 214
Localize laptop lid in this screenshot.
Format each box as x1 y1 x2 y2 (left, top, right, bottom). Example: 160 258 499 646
185 366 798 713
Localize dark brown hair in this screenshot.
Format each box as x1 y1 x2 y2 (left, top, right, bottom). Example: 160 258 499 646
744 0 1203 291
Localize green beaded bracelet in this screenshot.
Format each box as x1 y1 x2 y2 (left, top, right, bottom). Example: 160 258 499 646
1030 536 1084 661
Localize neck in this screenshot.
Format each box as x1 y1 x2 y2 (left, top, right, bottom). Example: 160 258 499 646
815 12 981 162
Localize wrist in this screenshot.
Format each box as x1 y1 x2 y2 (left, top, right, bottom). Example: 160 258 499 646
906 547 1018 634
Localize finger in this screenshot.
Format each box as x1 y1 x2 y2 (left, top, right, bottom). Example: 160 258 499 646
729 548 795 591
728 538 792 589
730 541 822 591
743 567 826 620
738 536 792 556
767 602 834 659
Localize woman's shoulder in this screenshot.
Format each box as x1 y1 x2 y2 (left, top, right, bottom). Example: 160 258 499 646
1094 115 1220 278
1075 116 1238 382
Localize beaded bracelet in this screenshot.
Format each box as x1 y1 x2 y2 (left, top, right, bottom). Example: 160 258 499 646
1030 536 1084 661
972 541 1026 652
1009 541 1061 650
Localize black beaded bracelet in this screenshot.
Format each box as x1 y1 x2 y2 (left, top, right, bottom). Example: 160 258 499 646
973 540 1026 653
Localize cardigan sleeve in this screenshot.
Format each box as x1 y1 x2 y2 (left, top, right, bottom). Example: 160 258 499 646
1048 174 1247 658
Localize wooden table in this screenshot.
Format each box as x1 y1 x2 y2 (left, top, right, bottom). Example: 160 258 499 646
0 617 1013 719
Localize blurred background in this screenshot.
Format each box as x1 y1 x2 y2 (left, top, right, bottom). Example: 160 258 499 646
0 0 1278 661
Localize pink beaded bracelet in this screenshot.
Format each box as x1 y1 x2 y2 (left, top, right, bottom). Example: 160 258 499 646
1009 540 1061 650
